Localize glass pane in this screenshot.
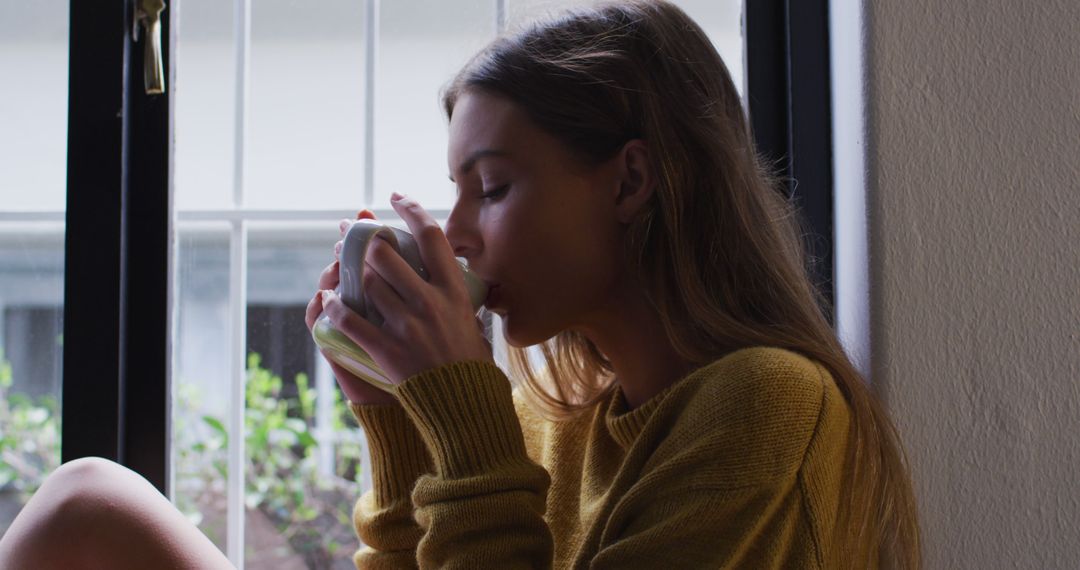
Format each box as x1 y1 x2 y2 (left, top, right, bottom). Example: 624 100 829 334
245 225 366 569
374 0 496 211
669 0 745 96
245 0 367 210
0 3 68 212
172 222 371 568
172 224 231 553
174 0 236 211
508 0 745 95
0 0 67 539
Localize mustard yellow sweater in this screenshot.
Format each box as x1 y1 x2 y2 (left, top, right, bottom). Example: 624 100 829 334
347 346 851 569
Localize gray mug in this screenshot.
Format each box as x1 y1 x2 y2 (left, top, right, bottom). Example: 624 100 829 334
311 219 488 391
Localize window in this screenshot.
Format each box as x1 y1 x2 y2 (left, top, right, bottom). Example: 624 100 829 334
171 2 747 567
0 0 67 536
2 1 837 568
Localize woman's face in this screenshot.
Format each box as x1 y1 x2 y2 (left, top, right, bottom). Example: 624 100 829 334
445 90 625 347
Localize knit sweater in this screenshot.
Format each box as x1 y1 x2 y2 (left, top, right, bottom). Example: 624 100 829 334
347 346 852 569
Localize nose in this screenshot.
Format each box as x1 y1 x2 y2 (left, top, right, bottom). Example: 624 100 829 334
444 200 481 260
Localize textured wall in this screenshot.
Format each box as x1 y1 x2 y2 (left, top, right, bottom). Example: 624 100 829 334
864 1 1080 567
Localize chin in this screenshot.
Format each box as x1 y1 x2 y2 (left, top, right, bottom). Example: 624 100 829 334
500 313 561 349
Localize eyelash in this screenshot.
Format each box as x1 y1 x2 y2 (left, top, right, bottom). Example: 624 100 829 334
479 184 510 200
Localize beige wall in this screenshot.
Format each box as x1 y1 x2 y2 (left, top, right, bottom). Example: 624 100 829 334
864 0 1080 566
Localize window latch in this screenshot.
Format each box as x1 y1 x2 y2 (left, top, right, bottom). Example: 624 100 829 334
133 0 166 95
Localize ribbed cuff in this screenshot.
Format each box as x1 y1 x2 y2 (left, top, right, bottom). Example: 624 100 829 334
348 402 433 507
394 360 530 479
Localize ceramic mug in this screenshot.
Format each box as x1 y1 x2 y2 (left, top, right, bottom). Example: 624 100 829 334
311 219 488 392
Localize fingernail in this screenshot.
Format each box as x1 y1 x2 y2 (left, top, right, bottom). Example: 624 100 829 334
334 241 343 254
391 192 405 202
339 219 351 232
321 289 336 309
358 209 374 218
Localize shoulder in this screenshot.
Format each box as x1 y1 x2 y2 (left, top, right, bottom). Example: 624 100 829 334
654 346 840 487
695 346 830 410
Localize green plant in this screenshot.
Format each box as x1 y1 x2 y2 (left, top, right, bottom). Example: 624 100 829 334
0 348 363 568
174 353 366 568
0 350 61 504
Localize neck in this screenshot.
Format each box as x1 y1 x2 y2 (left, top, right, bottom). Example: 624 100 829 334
577 285 696 410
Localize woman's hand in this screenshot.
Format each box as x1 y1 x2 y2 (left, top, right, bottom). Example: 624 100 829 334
318 193 494 386
305 209 398 406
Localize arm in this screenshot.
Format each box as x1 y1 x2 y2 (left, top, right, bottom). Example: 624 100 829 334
394 360 554 569
349 404 433 570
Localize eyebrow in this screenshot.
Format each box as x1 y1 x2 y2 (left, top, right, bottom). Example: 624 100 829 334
448 149 511 182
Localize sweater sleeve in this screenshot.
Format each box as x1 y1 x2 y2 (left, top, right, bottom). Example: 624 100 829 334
348 403 434 570
393 360 554 569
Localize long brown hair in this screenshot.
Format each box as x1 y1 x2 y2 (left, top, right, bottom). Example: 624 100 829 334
442 1 919 566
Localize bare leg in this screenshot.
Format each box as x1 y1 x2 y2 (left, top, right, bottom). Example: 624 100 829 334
0 457 234 570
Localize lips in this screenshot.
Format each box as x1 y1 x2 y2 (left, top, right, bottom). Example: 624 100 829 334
483 284 502 308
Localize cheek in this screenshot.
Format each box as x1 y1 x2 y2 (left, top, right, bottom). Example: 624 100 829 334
505 225 620 325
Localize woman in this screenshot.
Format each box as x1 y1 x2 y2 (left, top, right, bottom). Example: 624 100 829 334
306 1 921 567
0 1 919 568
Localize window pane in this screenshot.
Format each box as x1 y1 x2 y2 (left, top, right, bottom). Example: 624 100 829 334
507 0 744 96
174 0 236 211
172 223 372 567
245 0 367 210
0 3 68 212
374 0 496 210
0 0 66 538
669 0 745 96
172 224 231 553
246 226 367 568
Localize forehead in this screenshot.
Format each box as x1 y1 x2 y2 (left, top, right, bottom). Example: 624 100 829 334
447 91 529 169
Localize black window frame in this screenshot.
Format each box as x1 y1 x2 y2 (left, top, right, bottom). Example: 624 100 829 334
745 0 835 313
63 0 172 490
60 0 834 493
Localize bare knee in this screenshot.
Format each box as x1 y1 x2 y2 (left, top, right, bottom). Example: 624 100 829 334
0 457 128 568
34 457 155 563
4 458 229 569
50 455 130 482
41 457 135 510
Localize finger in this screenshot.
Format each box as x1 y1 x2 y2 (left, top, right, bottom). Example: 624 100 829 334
389 193 459 287
361 252 411 321
305 291 324 330
321 353 397 406
321 289 385 356
317 260 340 291
334 239 343 261
365 236 428 308
339 218 353 237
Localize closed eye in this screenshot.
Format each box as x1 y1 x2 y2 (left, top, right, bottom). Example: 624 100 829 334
479 184 510 200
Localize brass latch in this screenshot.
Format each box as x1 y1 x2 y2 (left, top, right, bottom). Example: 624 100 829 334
134 0 166 95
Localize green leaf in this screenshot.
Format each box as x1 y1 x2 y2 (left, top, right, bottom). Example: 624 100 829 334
202 415 229 447
0 362 12 389
296 430 317 449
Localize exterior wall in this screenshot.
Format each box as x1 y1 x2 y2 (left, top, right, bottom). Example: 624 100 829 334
864 1 1080 566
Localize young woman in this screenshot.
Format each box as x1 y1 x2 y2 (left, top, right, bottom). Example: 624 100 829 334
0 1 919 568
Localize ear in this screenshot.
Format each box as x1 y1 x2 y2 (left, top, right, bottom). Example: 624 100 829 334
612 139 656 224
